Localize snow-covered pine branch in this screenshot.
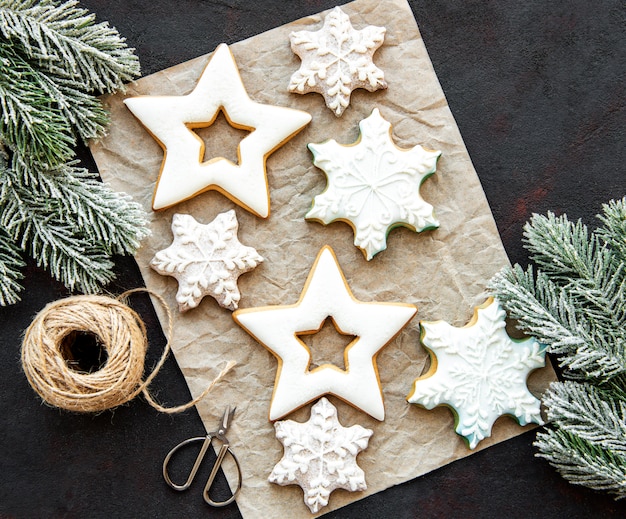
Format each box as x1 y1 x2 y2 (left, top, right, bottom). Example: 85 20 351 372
0 0 146 304
489 199 626 499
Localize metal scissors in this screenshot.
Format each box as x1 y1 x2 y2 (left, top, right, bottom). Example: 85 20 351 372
162 406 242 506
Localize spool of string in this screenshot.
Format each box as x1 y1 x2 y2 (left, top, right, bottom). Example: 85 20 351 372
20 289 235 413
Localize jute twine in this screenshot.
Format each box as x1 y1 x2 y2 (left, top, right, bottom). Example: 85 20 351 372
21 289 236 413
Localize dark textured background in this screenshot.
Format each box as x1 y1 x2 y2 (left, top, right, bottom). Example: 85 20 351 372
1 0 625 517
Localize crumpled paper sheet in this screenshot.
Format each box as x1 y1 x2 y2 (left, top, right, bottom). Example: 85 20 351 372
90 0 556 516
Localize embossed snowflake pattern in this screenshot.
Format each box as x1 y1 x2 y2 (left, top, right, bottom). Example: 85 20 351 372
150 210 263 312
289 6 386 116
306 108 441 260
407 298 546 449
269 397 373 513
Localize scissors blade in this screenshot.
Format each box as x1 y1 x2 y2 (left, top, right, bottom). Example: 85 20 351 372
219 406 236 435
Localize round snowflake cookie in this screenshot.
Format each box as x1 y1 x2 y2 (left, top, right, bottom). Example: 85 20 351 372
289 6 387 116
150 210 263 312
270 397 373 513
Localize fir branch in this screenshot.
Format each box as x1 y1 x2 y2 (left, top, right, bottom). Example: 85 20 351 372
41 74 109 143
0 225 25 305
0 0 139 163
535 428 626 499
489 265 626 380
490 200 626 500
10 156 149 254
0 141 24 305
523 211 601 285
0 0 140 93
0 41 75 168
1 165 113 291
597 198 626 264
522 212 626 333
0 160 149 293
543 381 626 454
0 0 145 304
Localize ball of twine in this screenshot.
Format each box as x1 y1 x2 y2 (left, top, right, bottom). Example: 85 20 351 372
21 290 235 414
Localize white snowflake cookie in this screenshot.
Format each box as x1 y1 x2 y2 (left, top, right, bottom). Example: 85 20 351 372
233 245 416 421
306 108 441 260
407 298 546 449
270 397 373 513
289 6 386 116
125 43 311 216
150 210 263 312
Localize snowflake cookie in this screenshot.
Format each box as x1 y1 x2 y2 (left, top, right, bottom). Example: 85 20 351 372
407 298 546 449
124 43 311 216
289 6 386 116
150 210 263 312
306 108 441 260
233 245 416 421
270 397 373 513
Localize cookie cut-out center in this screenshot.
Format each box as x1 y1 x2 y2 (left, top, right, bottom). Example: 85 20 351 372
296 317 357 372
189 109 253 166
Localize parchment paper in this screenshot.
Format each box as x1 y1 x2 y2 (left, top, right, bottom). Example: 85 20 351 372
90 0 556 516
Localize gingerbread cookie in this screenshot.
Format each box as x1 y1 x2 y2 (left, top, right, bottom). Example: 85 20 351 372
124 43 311 216
407 298 546 449
289 6 386 116
150 211 263 311
306 108 441 260
233 245 416 421
270 397 373 513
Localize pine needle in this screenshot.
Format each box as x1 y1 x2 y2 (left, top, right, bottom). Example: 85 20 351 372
535 428 626 499
0 226 25 305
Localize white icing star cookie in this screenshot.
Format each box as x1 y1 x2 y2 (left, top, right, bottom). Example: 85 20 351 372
233 245 416 421
289 6 386 116
150 210 263 312
124 43 312 216
306 108 441 260
407 298 546 449
270 397 373 513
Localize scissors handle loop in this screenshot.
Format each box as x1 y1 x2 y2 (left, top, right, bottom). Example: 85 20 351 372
204 442 242 507
162 434 242 507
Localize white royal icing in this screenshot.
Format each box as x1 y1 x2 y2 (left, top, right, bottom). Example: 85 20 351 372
270 397 372 513
407 298 546 449
150 211 263 312
306 108 441 260
233 245 417 421
125 43 311 216
289 6 387 116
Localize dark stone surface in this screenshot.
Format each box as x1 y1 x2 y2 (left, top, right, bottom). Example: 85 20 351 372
1 1 624 517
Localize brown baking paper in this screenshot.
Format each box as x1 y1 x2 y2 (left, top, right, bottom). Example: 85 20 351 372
90 0 556 516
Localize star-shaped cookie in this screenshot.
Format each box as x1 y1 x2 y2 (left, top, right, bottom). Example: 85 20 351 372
289 6 386 116
150 210 263 312
125 43 312 216
269 397 373 513
407 298 546 449
306 108 441 260
233 245 417 421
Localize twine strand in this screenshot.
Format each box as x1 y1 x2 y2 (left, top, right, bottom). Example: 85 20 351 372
21 289 235 414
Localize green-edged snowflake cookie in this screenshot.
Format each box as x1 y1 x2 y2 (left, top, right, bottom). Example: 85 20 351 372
306 108 441 260
407 297 546 449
